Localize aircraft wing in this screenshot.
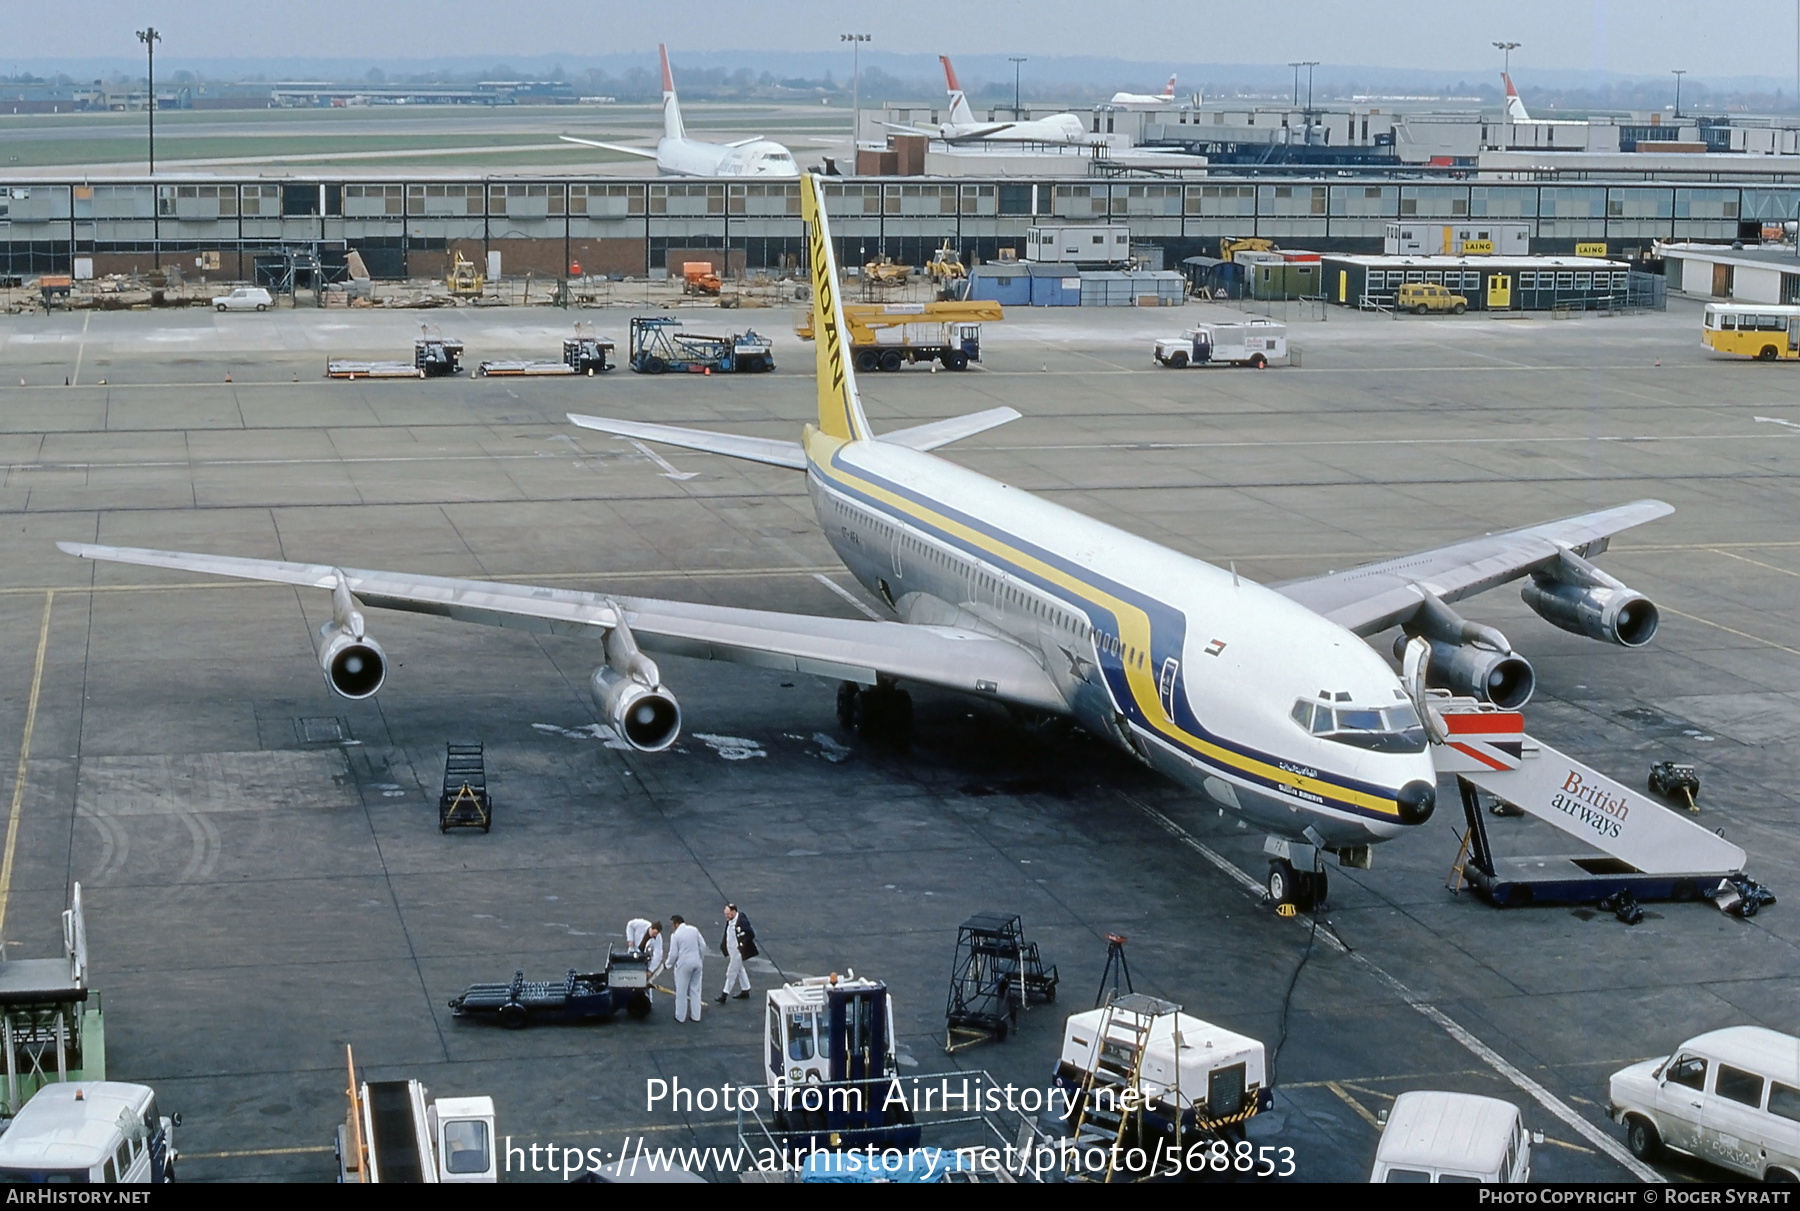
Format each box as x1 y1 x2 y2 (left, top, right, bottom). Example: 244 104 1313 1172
56 542 1067 710
559 134 658 159
722 136 765 148
1270 500 1674 636
568 414 806 470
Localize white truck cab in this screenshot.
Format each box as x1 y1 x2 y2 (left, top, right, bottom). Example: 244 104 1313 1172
764 973 897 1092
0 1081 178 1183
1609 1026 1800 1181
1154 319 1286 369
1371 1091 1532 1183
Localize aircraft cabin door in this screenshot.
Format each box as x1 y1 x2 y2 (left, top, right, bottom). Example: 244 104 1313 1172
1158 657 1181 719
1487 273 1512 309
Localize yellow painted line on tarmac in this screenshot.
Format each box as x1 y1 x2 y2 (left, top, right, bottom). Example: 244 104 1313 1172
0 591 54 948
1325 1081 1383 1130
1703 548 1800 578
1661 605 1800 659
185 1145 335 1159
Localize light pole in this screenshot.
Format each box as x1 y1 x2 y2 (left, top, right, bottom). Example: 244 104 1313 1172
1299 60 1319 144
1009 56 1027 118
1288 60 1302 107
841 34 869 148
1492 40 1520 77
136 27 160 174
1671 68 1686 120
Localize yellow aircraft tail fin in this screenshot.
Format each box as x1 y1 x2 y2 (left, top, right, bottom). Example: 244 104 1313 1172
800 174 871 442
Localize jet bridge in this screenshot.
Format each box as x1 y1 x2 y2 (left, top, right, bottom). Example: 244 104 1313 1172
1431 698 1750 907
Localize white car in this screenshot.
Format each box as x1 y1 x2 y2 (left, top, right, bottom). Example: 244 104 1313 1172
1370 1091 1533 1183
212 286 272 312
1609 1026 1800 1181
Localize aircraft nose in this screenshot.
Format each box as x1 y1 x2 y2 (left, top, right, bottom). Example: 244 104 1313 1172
1395 779 1436 825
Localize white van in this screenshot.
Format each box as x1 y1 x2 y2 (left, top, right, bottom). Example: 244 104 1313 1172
1609 1026 1800 1181
212 286 272 312
1370 1091 1532 1183
0 1081 178 1183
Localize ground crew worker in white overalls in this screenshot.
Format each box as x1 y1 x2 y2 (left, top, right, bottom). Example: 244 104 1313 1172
666 915 706 1023
625 918 664 1002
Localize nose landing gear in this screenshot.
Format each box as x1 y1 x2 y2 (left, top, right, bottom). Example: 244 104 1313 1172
1265 836 1332 912
1267 859 1328 913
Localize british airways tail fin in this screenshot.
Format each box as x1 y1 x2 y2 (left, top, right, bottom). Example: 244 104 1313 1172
660 44 686 141
941 56 976 127
1503 72 1530 122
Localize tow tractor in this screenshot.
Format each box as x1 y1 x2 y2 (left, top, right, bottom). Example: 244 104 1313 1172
1050 993 1271 1182
328 331 464 380
628 315 774 374
796 300 1001 372
474 325 615 377
738 972 1031 1181
447 949 653 1028
336 1046 496 1183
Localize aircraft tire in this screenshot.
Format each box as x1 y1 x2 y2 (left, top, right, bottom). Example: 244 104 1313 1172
836 681 859 728
1267 860 1296 907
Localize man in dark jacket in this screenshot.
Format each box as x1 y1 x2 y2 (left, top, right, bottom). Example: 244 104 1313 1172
715 903 756 1003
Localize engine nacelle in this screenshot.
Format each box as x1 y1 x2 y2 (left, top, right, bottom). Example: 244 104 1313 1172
591 667 681 752
1394 634 1536 709
319 623 387 700
1521 576 1659 648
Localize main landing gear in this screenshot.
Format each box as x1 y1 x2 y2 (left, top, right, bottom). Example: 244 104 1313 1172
837 681 913 748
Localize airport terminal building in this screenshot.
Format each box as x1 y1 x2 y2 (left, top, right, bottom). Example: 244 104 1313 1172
0 173 1796 282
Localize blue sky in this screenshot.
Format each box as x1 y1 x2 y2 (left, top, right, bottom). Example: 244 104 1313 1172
17 0 1799 83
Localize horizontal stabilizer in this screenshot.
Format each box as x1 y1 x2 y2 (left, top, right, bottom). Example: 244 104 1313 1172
567 414 805 470
559 135 658 159
880 407 1021 452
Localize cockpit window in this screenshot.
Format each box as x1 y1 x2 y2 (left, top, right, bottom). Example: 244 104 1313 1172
1292 699 1427 753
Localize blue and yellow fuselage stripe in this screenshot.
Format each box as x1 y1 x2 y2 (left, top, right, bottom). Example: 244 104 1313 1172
803 428 1404 822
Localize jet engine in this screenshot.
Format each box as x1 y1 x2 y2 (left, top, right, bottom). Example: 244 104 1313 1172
1396 634 1535 710
1396 591 1535 709
318 573 386 700
590 613 681 752
1520 549 1659 647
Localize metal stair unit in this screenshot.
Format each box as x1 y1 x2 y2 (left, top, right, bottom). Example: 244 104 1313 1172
1067 992 1183 1183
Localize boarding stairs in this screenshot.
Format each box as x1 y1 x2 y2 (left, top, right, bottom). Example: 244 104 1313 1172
1067 992 1181 1183
1430 697 1747 906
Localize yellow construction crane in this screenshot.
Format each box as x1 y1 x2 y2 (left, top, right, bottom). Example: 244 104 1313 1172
796 299 1003 372
1219 237 1277 263
925 242 967 283
446 253 484 297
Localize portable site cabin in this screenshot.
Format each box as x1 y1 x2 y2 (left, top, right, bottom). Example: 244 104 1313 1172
1322 254 1632 312
1079 270 1185 307
967 262 1080 306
